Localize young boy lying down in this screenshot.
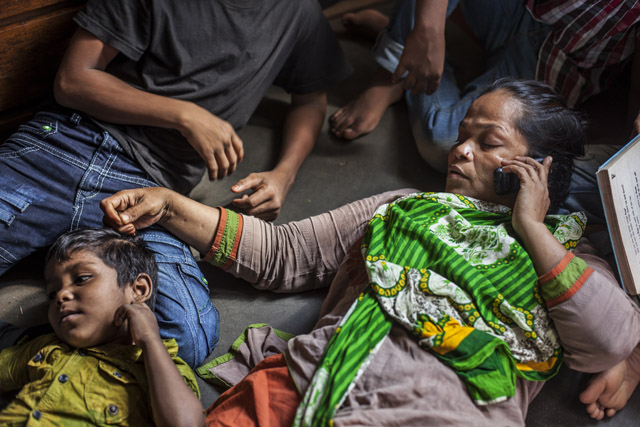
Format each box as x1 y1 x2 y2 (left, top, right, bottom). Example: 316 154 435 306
0 228 203 426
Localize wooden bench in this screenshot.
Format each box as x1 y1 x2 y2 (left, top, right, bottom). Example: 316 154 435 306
0 0 85 140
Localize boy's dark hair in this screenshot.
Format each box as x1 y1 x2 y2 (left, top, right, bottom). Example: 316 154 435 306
45 228 158 309
482 78 587 213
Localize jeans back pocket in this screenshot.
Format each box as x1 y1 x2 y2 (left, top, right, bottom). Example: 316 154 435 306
0 189 31 226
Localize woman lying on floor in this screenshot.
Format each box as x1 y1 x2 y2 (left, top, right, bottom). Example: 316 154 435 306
101 78 640 426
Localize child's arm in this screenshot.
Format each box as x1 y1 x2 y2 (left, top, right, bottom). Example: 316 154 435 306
115 303 204 427
231 90 326 220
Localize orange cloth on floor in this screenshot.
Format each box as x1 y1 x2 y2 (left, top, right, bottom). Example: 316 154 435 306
205 353 301 427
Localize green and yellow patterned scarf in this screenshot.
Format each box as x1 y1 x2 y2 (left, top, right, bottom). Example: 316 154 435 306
294 192 586 427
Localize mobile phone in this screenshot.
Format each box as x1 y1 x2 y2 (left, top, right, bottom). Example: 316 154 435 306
493 158 544 195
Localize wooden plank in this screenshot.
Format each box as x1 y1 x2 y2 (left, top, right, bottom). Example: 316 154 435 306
0 5 82 113
1 0 62 21
0 107 35 141
0 0 84 23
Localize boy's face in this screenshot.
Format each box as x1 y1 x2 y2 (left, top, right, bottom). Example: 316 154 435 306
45 249 135 348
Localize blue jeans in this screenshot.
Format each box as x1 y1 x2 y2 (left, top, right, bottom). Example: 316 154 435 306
373 0 608 227
374 0 550 172
0 110 218 367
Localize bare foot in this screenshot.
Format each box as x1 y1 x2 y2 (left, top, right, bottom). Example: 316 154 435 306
579 344 640 420
330 68 403 140
341 9 389 41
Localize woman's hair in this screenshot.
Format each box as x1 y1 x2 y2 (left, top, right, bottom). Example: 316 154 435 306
45 228 158 309
482 78 587 212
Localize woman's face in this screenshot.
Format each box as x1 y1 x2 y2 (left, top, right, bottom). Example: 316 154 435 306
445 89 529 206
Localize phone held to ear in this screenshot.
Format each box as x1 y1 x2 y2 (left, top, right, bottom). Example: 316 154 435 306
493 158 544 195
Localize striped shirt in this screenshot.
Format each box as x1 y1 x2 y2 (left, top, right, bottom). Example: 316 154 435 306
527 0 640 107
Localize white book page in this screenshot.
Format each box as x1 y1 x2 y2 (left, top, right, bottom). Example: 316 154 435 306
598 135 640 293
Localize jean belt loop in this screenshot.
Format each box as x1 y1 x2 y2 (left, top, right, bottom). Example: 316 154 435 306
69 113 82 127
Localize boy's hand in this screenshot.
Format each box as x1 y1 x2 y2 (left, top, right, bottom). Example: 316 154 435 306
179 103 244 180
393 26 445 95
114 303 160 349
101 187 173 235
231 170 292 220
119 302 206 427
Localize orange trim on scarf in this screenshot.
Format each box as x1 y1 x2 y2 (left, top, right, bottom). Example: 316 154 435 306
546 266 594 308
205 353 300 427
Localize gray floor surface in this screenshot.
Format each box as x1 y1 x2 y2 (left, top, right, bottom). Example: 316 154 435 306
1 3 640 426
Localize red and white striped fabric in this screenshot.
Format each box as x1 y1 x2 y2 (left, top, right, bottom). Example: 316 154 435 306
526 0 640 107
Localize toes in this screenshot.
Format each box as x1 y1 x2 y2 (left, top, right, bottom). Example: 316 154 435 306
590 404 605 420
332 114 355 136
605 407 617 418
329 108 344 124
342 127 361 140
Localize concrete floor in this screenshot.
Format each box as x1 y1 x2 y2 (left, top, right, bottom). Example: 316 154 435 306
2 2 640 425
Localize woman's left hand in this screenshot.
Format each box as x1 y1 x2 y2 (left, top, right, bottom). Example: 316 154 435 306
500 156 553 237
501 156 570 275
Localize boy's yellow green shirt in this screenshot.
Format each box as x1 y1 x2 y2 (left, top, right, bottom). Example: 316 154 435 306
0 333 199 426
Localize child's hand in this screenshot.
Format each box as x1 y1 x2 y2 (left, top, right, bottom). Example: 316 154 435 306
114 303 160 349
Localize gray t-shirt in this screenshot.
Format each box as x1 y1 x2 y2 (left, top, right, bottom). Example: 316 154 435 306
73 0 352 193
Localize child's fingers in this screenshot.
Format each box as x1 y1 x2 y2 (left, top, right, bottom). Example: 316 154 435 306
123 304 160 346
120 223 137 235
113 304 130 327
231 174 262 193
